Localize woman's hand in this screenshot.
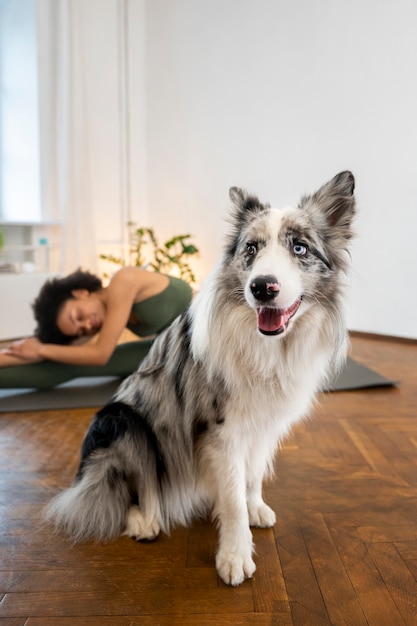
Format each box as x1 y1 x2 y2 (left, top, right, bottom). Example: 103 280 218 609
3 337 45 363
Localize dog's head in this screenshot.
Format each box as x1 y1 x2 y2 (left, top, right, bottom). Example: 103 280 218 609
226 171 356 336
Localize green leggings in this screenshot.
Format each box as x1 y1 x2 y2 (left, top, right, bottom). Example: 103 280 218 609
0 339 155 391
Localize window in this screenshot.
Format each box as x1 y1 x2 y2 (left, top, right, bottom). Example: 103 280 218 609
0 0 41 222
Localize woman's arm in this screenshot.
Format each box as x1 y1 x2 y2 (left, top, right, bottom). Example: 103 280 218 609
5 268 144 366
0 344 43 368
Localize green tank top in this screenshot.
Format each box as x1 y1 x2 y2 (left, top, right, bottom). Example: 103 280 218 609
126 275 192 337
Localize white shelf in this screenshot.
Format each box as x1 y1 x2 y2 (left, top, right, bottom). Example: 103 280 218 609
0 220 60 227
2 244 58 252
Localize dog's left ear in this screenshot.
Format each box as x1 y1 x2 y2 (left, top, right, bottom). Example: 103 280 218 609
310 171 356 228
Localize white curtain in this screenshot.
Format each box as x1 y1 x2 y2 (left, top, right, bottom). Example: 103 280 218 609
36 0 98 274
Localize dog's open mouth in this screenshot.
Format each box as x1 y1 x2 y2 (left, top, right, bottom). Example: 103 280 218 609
257 299 302 335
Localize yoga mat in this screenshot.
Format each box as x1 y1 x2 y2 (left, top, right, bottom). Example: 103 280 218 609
0 358 396 413
324 356 397 392
0 376 120 413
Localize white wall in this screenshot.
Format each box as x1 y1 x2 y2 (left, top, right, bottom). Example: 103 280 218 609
145 0 417 339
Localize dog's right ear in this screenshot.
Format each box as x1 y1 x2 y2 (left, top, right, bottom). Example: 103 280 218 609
229 187 245 207
229 187 265 215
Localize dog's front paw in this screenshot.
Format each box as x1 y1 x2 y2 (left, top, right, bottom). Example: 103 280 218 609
123 505 160 542
216 549 256 586
248 502 276 528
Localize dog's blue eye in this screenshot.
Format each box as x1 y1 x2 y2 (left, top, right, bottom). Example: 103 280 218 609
293 243 308 256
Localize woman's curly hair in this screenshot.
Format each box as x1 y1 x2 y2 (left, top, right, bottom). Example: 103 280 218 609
32 269 102 344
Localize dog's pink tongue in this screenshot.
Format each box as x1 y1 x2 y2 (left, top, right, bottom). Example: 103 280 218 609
257 307 287 334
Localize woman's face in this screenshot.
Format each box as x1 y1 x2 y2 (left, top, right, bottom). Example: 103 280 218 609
56 290 106 338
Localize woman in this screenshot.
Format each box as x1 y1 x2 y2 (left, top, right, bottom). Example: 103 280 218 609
0 267 192 390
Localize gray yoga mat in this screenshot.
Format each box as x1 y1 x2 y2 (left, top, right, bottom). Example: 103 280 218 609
0 358 396 413
323 356 397 392
0 376 121 413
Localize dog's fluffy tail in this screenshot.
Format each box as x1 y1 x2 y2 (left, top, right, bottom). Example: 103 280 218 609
45 401 166 542
45 448 131 542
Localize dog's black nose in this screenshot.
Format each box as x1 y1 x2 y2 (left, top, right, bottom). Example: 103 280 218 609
250 275 280 301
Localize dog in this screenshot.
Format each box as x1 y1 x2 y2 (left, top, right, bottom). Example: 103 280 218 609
46 171 356 586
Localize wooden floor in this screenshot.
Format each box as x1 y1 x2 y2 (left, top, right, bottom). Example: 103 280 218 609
0 334 416 625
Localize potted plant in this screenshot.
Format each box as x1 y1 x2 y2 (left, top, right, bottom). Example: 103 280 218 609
100 224 200 286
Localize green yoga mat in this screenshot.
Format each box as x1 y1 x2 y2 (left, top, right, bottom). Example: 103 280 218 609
0 358 396 413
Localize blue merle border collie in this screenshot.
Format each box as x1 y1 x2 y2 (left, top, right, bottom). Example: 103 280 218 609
46 172 355 586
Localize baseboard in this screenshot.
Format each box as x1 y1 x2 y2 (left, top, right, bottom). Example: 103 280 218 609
349 330 417 345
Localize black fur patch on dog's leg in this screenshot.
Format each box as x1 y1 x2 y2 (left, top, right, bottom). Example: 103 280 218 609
76 401 166 484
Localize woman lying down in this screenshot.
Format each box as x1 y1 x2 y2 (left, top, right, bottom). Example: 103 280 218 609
0 267 192 390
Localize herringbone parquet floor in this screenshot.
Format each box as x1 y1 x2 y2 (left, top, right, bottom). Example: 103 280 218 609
0 333 416 625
